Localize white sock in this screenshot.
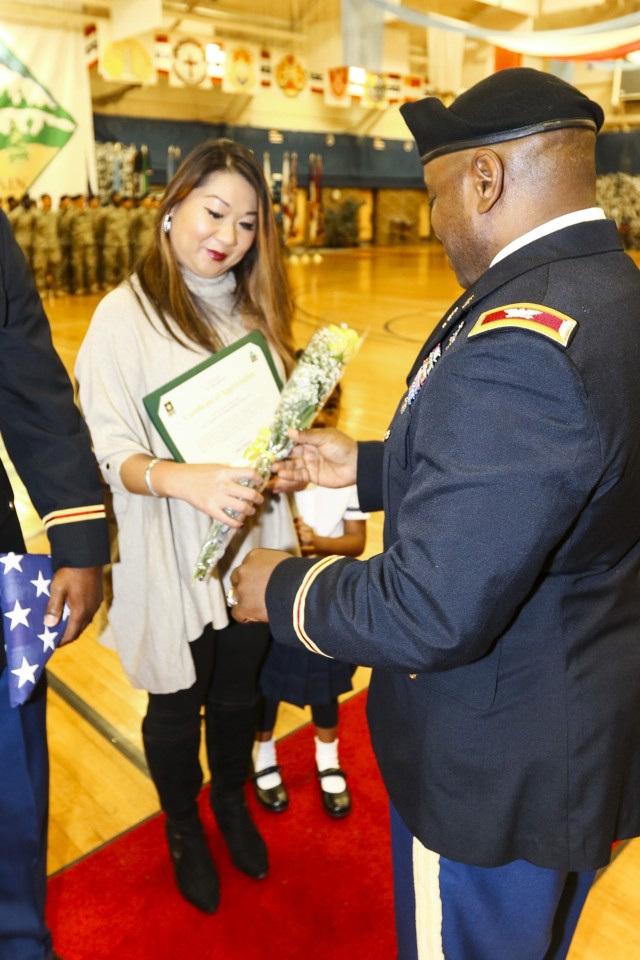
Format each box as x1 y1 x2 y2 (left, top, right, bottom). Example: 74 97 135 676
315 736 346 793
253 738 282 790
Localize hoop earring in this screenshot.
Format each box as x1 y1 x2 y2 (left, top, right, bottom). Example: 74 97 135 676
162 213 172 234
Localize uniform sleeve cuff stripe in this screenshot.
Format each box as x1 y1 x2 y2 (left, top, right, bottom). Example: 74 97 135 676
292 555 342 655
42 505 107 529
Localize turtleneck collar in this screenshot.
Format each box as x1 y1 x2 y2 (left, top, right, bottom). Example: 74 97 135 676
181 264 237 302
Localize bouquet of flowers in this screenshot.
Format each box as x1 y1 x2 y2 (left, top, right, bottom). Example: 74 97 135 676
193 323 362 582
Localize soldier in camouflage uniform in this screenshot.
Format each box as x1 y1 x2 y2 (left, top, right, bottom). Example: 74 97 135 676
32 194 62 296
9 196 38 274
128 193 156 267
101 192 130 289
69 195 99 295
57 195 74 294
88 194 105 289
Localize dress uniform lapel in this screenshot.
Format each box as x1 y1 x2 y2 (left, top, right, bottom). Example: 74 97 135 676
405 221 619 388
405 286 479 386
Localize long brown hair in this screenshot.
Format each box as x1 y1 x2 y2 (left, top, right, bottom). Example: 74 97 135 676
137 139 295 372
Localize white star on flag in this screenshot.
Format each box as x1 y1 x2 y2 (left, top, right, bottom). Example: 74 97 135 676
0 553 69 707
38 625 58 652
11 655 39 689
0 552 24 574
4 599 31 631
30 570 51 597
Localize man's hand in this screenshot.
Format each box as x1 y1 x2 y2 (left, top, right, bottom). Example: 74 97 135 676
44 566 104 646
271 427 358 493
229 549 292 622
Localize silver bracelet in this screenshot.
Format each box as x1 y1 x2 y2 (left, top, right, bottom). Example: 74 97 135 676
144 457 161 497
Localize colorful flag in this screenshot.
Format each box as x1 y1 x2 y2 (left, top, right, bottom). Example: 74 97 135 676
324 66 350 107
0 553 69 708
222 44 260 95
308 152 323 245
281 151 298 244
166 145 181 183
274 52 307 98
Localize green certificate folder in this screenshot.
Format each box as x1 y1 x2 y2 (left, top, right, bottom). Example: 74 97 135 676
143 331 283 464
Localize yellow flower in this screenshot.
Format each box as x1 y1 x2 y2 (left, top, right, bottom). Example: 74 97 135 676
243 426 272 464
326 324 360 361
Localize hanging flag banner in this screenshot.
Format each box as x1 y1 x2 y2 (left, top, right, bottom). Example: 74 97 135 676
274 52 308 98
154 34 173 75
98 23 157 85
308 152 324 245
281 150 298 244
166 144 182 182
92 27 429 109
0 24 96 201
169 36 211 88
85 24 98 69
360 71 388 109
223 44 260 95
259 48 272 88
325 66 351 107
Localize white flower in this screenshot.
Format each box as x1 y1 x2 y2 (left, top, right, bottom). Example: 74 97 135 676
193 324 362 582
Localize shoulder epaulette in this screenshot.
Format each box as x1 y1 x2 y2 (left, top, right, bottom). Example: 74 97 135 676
468 303 578 348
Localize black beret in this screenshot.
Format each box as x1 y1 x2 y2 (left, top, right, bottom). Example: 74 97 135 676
400 67 604 165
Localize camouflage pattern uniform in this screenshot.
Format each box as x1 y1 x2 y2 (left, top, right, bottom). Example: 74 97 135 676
128 194 157 267
101 193 130 289
69 195 98 294
9 197 38 273
56 196 74 294
32 195 62 295
88 195 105 288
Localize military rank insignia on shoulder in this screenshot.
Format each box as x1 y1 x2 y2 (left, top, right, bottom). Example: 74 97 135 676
468 303 578 348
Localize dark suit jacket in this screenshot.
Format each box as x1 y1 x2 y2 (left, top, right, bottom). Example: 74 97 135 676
267 218 640 871
0 210 109 670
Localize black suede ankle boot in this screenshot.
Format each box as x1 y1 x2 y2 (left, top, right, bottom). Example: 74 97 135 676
165 815 220 913
206 698 268 879
209 790 268 879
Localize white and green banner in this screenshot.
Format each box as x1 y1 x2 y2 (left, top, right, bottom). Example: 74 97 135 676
0 25 96 202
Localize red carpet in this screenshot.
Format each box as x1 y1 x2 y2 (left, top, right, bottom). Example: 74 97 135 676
46 691 396 960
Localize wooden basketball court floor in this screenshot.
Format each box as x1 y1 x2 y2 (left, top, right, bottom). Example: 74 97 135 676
6 241 640 958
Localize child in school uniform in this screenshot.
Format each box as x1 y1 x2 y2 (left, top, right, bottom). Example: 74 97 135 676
252 382 368 817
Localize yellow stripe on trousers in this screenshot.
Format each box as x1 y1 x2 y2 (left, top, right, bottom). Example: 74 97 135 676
413 837 445 959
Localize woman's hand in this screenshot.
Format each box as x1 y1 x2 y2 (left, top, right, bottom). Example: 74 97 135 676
170 463 266 525
271 427 358 492
120 454 265 526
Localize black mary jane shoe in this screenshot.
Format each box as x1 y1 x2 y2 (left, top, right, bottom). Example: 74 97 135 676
318 768 352 819
253 764 289 813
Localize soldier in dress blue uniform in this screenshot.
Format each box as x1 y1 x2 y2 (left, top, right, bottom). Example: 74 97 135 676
228 68 640 959
0 209 110 960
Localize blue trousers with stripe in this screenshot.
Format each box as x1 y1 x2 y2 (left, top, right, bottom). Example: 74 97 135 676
0 668 53 960
390 802 596 960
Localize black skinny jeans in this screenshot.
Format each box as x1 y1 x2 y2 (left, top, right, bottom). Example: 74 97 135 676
144 620 271 740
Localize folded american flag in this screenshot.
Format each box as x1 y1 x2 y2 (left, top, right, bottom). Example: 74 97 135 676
1 553 69 707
